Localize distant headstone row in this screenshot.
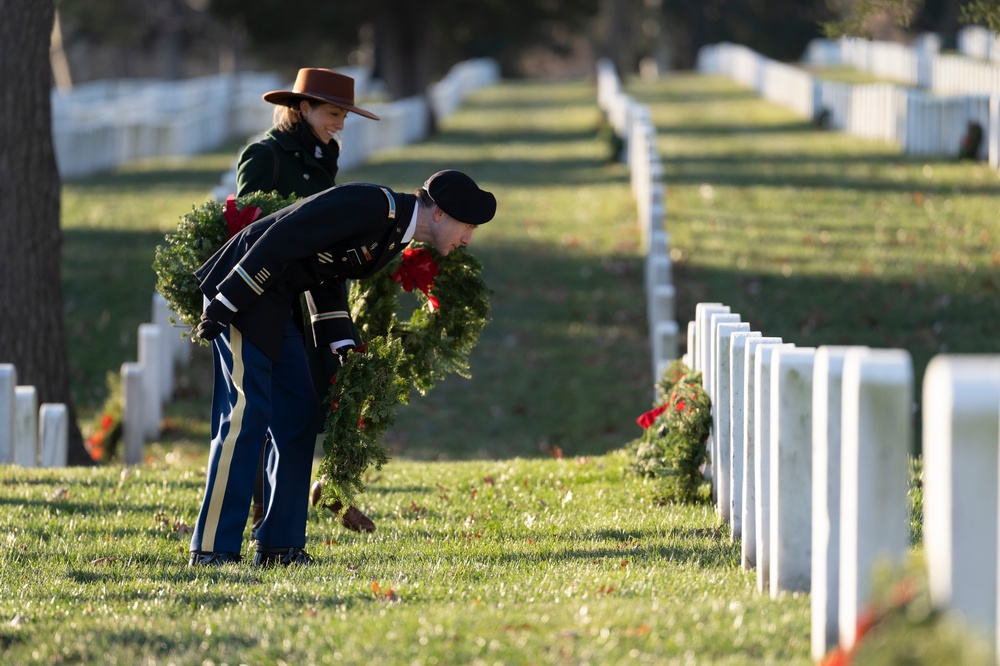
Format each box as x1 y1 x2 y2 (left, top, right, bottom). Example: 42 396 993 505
596 58 678 386
689 303 1000 659
699 38 1000 168
53 59 502 182
0 294 190 467
52 71 286 179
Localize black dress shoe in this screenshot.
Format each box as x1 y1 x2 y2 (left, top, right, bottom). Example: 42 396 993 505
189 551 242 566
253 546 313 567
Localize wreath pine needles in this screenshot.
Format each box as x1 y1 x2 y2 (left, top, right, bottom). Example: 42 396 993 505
153 191 296 333
628 360 712 504
319 244 491 506
318 335 410 505
397 246 491 395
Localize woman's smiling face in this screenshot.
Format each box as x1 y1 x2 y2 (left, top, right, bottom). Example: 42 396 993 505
301 101 347 145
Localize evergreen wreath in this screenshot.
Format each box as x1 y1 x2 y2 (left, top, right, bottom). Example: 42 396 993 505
627 359 712 504
153 191 296 332
153 196 492 506
319 244 491 505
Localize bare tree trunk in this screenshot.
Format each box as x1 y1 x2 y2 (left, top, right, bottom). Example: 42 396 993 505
0 0 90 465
373 0 435 100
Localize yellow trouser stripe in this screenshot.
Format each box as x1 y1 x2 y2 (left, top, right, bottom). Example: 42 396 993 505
202 326 246 551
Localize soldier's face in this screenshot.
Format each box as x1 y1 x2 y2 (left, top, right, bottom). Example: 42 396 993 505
432 210 476 255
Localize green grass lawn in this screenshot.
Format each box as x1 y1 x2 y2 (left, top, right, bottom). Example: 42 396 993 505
14 70 999 664
629 73 1000 452
0 456 811 665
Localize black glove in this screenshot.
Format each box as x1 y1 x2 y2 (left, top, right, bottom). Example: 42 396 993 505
334 344 357 366
196 298 235 341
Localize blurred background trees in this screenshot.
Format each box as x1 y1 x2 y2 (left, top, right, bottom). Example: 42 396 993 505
50 1 1000 96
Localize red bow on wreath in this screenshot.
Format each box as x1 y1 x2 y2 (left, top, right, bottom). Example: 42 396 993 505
636 404 668 429
224 194 263 239
391 247 440 310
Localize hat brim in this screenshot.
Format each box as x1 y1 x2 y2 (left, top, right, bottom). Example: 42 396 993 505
262 90 380 121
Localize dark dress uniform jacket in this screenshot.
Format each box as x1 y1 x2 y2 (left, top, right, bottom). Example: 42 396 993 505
196 183 414 362
235 127 337 199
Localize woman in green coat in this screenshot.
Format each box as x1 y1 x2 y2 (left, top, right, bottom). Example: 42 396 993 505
237 68 380 535
236 67 379 199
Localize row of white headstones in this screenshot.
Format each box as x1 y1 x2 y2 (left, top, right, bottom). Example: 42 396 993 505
597 36 1000 662
0 293 190 467
594 58 679 381
688 304 1000 661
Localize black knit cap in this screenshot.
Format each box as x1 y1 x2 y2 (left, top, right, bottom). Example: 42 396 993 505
423 170 496 225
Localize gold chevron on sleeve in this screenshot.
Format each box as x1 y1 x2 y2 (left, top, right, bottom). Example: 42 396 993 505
233 265 264 295
310 310 350 323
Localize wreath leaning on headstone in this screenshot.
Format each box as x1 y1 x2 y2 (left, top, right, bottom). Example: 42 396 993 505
627 360 712 504
153 194 492 506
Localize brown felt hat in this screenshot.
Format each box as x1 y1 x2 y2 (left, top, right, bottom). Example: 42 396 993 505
263 68 380 121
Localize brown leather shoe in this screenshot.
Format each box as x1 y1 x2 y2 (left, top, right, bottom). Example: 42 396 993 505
310 480 375 532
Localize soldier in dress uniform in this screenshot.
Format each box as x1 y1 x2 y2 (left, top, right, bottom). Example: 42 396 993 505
237 67 382 535
188 169 497 567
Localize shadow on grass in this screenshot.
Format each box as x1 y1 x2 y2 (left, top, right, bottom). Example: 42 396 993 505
64 228 174 410
65 166 235 189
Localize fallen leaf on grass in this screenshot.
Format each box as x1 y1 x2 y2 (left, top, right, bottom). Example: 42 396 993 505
503 624 535 632
91 557 121 565
371 580 399 603
626 625 651 636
